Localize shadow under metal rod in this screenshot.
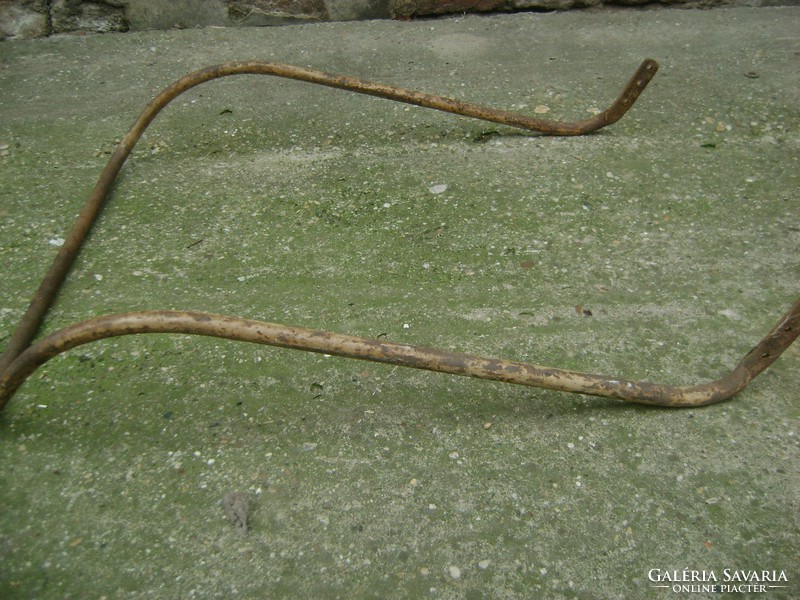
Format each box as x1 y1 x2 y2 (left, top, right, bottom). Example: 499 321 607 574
1 58 797 411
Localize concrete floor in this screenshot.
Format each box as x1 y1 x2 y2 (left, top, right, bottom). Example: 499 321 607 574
1 6 798 599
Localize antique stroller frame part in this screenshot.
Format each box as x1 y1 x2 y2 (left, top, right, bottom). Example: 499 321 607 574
1 59 797 411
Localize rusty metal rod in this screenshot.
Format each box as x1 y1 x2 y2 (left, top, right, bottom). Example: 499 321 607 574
1 58 797 411
0 59 658 378
0 301 798 411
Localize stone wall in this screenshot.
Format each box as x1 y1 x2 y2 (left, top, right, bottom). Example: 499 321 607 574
1 0 796 39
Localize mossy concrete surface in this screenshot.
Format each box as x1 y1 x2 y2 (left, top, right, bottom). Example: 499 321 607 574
1 7 798 599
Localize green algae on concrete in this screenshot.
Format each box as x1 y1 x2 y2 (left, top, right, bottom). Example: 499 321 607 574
1 7 798 599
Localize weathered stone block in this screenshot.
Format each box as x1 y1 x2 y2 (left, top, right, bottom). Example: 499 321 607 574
125 0 228 31
391 0 509 17
512 0 599 9
325 0 390 20
51 0 128 34
227 0 328 24
0 0 49 39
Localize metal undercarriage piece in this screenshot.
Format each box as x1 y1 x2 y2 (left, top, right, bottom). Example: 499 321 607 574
1 59 797 411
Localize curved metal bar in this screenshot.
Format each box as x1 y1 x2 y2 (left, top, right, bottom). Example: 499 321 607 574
1 57 797 412
0 301 798 411
0 59 658 378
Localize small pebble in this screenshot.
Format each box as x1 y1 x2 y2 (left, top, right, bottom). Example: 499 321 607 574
428 183 448 194
718 309 741 321
222 492 251 534
478 559 491 570
533 105 549 114
448 566 462 580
